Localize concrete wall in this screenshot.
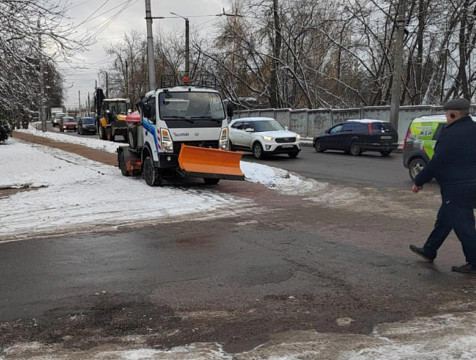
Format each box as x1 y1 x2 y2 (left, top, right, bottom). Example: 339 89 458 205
233 105 472 141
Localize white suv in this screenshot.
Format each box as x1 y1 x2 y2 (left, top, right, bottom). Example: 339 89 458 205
228 117 301 159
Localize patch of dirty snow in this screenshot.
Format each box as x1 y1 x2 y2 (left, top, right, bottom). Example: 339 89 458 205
3 309 476 359
17 125 123 153
0 140 253 242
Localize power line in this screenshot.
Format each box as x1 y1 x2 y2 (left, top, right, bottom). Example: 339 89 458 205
87 0 139 41
75 0 111 28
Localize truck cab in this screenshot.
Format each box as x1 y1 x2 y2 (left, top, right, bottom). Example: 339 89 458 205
119 84 243 186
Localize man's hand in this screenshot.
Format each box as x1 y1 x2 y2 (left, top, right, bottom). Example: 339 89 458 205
412 184 422 193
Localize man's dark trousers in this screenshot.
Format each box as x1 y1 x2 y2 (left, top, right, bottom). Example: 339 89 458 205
423 183 476 265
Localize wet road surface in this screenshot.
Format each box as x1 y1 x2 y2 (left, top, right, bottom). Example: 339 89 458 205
243 147 411 189
1 181 476 351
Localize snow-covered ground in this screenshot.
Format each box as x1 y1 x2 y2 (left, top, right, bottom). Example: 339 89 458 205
11 128 440 221
17 126 123 153
0 137 333 241
2 306 476 359
16 125 331 197
0 139 254 242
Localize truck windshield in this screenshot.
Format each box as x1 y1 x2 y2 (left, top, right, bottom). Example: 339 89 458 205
159 92 225 120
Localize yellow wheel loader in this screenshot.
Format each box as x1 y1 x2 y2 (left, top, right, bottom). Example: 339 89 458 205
95 89 131 142
117 79 244 186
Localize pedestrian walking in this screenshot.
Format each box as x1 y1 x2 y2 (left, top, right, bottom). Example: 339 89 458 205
410 98 476 274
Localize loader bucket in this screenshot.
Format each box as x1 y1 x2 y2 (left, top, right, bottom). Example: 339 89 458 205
178 145 244 180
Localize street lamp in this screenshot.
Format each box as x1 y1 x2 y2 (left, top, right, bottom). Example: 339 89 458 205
170 12 190 79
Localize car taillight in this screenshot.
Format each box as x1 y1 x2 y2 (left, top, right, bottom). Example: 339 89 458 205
403 125 412 151
368 123 373 135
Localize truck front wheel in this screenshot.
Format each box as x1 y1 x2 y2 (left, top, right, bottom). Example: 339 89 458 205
204 178 220 185
143 157 162 186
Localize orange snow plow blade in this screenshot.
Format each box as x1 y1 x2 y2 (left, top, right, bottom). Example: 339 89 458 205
178 145 244 180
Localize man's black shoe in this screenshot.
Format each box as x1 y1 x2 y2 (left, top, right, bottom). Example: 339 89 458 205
409 245 434 263
451 263 476 274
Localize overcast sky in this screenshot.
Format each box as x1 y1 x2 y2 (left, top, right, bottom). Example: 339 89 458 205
61 0 230 108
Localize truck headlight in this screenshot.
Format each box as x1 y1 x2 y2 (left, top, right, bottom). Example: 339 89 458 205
296 134 301 141
263 136 274 142
219 128 228 150
160 128 174 153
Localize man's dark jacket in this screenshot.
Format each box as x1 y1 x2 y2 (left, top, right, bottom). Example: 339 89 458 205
415 116 476 188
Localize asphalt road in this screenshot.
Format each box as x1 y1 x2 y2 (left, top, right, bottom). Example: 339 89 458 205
243 146 413 189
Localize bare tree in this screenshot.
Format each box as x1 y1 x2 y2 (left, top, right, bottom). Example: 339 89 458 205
0 0 85 125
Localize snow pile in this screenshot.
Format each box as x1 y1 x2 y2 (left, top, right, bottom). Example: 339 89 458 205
17 126 123 153
241 161 365 207
0 140 252 241
241 161 316 195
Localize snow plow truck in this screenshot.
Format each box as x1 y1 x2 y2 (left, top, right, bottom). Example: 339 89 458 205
117 79 244 186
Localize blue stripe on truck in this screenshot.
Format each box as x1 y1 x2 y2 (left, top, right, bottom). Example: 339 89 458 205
142 120 159 152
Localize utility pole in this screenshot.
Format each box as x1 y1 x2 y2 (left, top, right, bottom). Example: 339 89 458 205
78 90 81 117
125 60 129 98
389 0 406 136
171 12 190 79
185 18 189 78
87 92 91 116
105 72 109 98
38 19 46 132
145 0 156 90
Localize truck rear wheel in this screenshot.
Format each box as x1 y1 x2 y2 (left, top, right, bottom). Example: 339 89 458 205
119 151 130 177
143 157 162 186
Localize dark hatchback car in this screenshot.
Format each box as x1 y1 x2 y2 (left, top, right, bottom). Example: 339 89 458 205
77 117 97 135
313 119 398 156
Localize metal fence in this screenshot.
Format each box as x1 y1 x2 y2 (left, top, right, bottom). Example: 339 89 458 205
234 104 476 141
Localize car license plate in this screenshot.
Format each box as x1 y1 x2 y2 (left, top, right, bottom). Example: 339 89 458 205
381 136 392 139
282 144 294 148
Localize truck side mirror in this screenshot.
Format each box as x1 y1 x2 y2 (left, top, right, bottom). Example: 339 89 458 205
142 104 151 119
226 104 234 118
